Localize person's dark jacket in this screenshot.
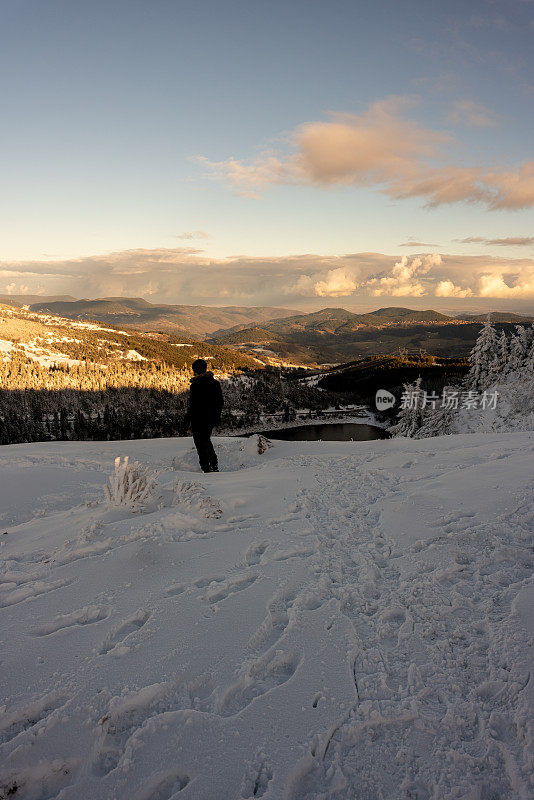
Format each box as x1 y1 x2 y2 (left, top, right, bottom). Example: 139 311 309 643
184 372 224 429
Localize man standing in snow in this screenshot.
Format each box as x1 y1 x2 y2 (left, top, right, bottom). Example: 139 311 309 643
184 359 224 473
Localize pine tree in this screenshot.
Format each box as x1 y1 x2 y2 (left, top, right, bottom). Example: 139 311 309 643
524 326 534 373
390 376 425 437
465 318 499 391
415 392 454 439
490 330 509 378
508 324 533 372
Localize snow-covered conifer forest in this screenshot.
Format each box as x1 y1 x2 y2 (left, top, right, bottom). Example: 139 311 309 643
392 319 534 438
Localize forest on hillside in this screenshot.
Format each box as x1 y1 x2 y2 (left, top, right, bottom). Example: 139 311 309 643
0 305 283 444
0 359 341 445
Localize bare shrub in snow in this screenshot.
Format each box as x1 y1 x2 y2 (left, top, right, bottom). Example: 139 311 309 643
105 456 160 510
257 435 273 455
173 480 222 518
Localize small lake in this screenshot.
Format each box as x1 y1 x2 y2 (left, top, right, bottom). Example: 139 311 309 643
259 422 389 442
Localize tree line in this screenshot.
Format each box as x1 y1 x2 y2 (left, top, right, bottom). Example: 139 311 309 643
0 357 340 445
392 321 534 438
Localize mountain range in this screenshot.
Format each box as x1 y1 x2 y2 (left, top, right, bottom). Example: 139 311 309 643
211 306 453 340
209 306 533 364
0 296 300 337
1 296 531 365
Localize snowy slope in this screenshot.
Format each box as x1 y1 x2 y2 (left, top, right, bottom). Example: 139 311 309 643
0 433 533 800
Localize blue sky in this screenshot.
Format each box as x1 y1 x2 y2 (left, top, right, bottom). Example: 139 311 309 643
0 0 533 310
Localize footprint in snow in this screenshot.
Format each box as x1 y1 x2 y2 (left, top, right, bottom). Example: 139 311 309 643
218 650 301 717
247 586 299 654
164 582 185 597
98 610 151 656
131 769 190 800
244 541 269 566
377 606 412 648
30 604 110 636
93 682 176 776
204 572 258 603
270 544 314 561
0 692 67 745
193 574 226 589
241 758 273 798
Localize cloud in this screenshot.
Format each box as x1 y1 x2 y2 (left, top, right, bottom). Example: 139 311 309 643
2 282 32 295
1 248 534 307
283 274 315 296
0 268 73 279
478 273 534 298
447 100 500 128
199 97 534 210
200 96 446 190
388 163 534 210
314 268 358 297
487 237 534 246
361 254 442 297
435 280 474 298
399 241 438 247
456 236 534 246
174 230 210 240
483 161 534 210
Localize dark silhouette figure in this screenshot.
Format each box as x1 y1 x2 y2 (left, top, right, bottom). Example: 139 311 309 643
184 359 224 473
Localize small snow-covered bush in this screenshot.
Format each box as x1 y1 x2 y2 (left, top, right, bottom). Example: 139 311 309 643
105 456 160 510
173 479 222 518
240 434 273 457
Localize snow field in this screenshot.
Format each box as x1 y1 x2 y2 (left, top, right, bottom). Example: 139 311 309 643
0 432 533 799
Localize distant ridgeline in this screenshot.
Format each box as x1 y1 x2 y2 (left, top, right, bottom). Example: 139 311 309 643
209 306 534 365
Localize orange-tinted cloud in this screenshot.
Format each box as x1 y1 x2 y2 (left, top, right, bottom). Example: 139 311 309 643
399 241 438 247
314 268 358 297
174 230 210 240
360 253 442 297
478 273 534 298
456 236 534 246
200 97 534 210
2 248 534 304
435 280 474 298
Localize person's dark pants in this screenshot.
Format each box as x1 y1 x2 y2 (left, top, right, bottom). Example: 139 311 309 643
192 425 218 473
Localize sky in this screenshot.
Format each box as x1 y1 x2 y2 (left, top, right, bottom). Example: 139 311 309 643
0 0 533 312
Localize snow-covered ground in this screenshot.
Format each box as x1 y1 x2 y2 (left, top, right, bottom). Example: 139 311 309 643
1 433 533 799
